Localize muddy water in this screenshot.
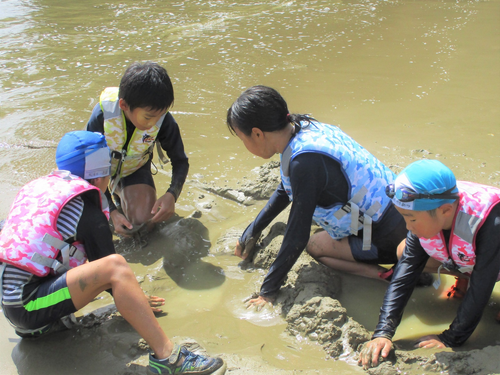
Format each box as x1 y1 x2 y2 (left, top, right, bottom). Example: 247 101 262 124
0 0 499 373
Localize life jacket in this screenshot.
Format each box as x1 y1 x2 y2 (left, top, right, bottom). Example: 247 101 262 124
281 121 395 249
100 87 168 192
0 170 108 277
419 181 500 278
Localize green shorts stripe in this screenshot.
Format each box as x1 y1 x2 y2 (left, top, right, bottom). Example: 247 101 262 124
24 286 72 312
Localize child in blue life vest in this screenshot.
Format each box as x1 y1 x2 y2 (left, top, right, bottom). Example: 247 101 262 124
225 85 433 311
87 61 189 236
359 159 500 369
0 131 225 375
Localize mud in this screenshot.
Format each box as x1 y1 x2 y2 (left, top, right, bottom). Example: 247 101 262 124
211 161 500 375
3 161 500 375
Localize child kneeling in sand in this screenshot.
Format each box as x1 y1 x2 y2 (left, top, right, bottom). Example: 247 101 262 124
0 131 225 375
360 159 500 369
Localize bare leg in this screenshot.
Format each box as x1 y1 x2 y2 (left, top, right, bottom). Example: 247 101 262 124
118 183 156 227
66 254 172 358
306 231 388 280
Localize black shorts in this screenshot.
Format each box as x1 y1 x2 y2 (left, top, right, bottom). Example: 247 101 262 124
118 159 155 190
349 216 407 265
2 273 76 331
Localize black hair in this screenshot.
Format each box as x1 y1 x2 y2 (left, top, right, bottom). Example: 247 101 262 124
226 85 315 136
119 61 174 111
427 208 437 217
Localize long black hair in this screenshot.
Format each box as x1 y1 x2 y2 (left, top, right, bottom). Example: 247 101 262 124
226 85 315 136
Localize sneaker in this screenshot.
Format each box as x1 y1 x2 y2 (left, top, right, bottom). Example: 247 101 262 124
444 277 469 299
148 344 225 375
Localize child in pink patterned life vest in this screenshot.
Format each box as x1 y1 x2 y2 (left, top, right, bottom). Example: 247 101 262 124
359 159 500 370
0 131 225 375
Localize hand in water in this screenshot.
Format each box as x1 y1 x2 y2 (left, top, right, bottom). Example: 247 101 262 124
234 240 247 259
146 294 165 313
244 295 272 312
415 335 446 349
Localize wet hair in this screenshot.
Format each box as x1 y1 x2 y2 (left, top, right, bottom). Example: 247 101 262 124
119 61 174 111
226 85 315 136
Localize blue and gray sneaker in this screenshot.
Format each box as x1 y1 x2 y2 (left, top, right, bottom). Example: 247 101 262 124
147 344 226 374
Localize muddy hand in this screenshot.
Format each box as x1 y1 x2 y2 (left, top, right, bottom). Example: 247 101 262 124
234 240 246 259
146 294 165 313
244 295 272 312
415 335 446 349
110 210 134 237
358 337 392 369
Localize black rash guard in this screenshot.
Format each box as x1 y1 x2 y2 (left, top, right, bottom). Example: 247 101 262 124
372 203 500 347
240 152 404 299
86 104 189 211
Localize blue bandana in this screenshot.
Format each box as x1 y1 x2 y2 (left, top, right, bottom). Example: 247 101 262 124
392 159 459 211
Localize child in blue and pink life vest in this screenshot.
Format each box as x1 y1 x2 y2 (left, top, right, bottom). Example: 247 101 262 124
0 131 225 375
359 159 500 369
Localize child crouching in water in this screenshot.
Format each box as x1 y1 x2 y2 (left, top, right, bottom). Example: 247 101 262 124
360 159 500 369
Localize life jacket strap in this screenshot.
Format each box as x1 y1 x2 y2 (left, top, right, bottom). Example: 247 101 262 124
0 262 6 301
38 233 84 273
155 141 170 169
333 186 381 250
30 253 69 275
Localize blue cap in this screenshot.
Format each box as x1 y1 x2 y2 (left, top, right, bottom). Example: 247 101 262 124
392 159 459 211
56 131 111 180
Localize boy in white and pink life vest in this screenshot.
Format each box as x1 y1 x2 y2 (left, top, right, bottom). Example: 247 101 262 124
359 159 500 369
0 131 225 375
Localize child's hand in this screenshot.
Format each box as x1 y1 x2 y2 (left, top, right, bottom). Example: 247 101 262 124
234 240 246 259
151 192 175 223
358 337 392 369
244 295 272 311
110 210 134 236
415 335 446 349
146 294 165 313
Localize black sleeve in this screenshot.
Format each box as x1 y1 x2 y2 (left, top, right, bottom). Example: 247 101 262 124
156 113 189 201
438 203 500 347
239 182 290 244
86 103 105 133
372 232 429 340
76 193 115 262
259 153 343 298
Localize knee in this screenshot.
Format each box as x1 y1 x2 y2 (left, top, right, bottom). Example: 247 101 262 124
306 240 320 259
103 254 134 281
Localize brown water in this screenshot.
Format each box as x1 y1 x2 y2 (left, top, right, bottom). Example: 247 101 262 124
1 0 499 373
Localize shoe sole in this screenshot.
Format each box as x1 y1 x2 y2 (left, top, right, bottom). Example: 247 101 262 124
146 360 227 375
211 362 227 375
